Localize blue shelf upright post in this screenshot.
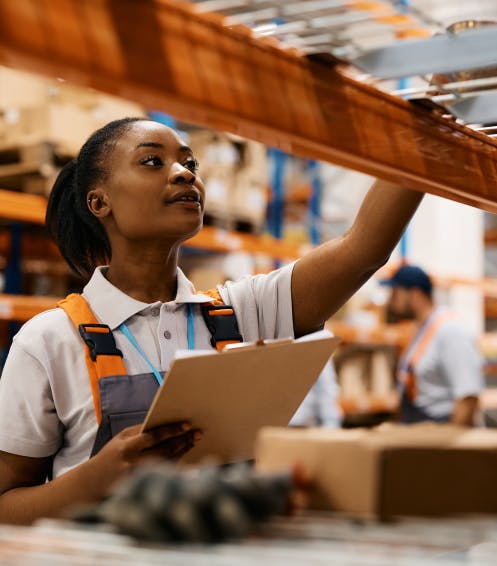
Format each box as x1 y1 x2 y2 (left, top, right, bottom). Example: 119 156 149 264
307 160 322 246
267 148 287 267
1 223 23 366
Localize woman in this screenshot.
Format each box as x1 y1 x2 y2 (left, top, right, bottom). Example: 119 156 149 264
0 117 423 523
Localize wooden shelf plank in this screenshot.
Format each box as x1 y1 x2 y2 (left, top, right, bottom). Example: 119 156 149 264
1 1 497 211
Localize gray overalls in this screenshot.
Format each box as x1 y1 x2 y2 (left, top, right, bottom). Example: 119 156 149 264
59 293 243 457
91 371 161 456
399 391 450 424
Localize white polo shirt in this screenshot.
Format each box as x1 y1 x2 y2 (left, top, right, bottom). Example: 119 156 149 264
0 264 295 477
401 309 484 419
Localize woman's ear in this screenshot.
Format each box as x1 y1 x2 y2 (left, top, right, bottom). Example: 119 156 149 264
86 188 111 218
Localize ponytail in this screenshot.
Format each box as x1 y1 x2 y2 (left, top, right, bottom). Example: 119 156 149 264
46 159 111 278
45 117 144 278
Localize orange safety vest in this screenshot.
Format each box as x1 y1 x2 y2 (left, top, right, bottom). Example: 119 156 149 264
398 310 454 402
58 289 243 424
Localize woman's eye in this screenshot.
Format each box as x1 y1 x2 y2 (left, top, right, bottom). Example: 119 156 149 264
141 155 163 167
183 158 200 173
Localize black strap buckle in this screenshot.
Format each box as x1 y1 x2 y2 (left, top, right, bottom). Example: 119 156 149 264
78 324 123 361
201 304 243 348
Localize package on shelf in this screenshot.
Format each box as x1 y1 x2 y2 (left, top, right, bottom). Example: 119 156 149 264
0 67 52 108
336 345 398 415
0 141 57 197
92 92 145 122
256 423 497 520
230 141 268 228
0 103 95 155
0 93 146 155
189 130 268 231
187 267 226 291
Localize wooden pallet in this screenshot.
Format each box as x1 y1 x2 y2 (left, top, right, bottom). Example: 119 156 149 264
0 142 62 196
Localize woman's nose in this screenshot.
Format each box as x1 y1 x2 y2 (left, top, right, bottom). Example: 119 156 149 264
170 163 196 185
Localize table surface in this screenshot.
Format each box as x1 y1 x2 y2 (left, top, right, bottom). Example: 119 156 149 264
2 512 497 565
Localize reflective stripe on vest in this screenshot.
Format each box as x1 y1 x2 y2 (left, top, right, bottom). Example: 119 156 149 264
58 288 242 424
398 310 454 402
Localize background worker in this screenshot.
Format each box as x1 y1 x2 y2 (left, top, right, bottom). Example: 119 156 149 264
382 265 484 425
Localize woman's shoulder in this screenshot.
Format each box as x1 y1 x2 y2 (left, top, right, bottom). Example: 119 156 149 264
13 307 78 350
219 261 296 296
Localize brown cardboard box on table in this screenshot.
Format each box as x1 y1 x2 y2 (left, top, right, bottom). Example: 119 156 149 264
255 424 497 520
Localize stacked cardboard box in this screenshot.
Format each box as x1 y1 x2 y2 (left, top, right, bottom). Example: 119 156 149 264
189 129 268 233
0 66 146 195
256 423 497 520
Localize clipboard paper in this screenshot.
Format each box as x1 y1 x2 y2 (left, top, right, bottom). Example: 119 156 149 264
141 330 340 465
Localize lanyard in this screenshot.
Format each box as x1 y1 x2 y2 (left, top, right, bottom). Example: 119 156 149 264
119 304 195 386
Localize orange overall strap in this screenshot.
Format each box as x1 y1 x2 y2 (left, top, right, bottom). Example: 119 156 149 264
58 293 127 424
199 288 243 350
400 310 454 401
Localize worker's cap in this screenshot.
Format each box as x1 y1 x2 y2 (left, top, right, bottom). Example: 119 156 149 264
380 265 433 295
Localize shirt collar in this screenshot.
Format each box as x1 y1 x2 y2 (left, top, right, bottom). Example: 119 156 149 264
174 268 216 304
82 266 214 330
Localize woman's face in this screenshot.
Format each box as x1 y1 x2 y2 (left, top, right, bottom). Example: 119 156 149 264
95 120 206 243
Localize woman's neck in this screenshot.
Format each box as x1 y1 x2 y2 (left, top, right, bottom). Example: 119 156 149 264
105 245 180 303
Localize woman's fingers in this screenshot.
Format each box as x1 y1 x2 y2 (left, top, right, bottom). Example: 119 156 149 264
119 421 193 456
144 429 203 460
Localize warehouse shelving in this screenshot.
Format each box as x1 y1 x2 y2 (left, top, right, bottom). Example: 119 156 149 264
1 0 497 211
0 188 305 262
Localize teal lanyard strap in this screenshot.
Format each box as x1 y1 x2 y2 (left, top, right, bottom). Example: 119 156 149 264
119 304 196 385
186 303 195 351
119 323 164 386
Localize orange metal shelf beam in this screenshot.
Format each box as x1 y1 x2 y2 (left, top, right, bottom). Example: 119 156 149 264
187 228 305 261
0 293 59 322
0 189 304 261
327 320 414 349
1 1 497 211
0 189 47 224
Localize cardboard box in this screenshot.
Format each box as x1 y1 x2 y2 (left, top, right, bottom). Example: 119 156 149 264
255 424 497 520
189 130 268 230
0 95 145 155
0 103 95 154
0 67 51 108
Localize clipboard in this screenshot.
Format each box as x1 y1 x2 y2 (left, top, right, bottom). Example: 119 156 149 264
141 331 341 465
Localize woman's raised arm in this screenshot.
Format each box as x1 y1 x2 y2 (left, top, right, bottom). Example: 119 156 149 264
291 180 424 336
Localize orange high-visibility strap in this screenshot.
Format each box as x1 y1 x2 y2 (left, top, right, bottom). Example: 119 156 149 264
199 288 243 350
59 288 243 423
58 293 127 424
199 287 225 305
399 310 454 402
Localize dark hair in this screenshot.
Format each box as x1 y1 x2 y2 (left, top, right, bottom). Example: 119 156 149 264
46 117 145 277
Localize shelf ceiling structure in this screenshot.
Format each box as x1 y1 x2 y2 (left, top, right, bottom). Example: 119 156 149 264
193 0 497 126
0 1 497 211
